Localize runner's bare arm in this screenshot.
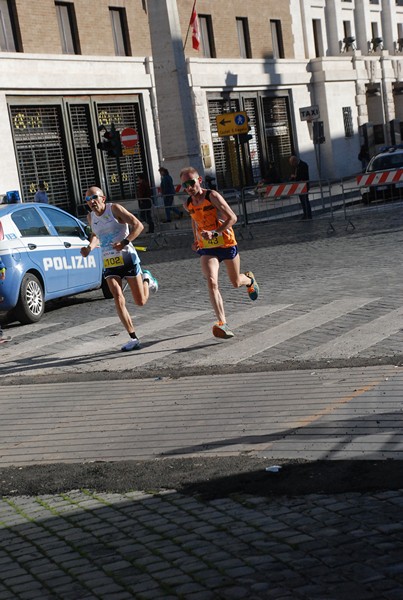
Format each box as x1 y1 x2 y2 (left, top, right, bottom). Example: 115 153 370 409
80 215 99 257
111 203 144 249
203 190 237 237
182 199 197 249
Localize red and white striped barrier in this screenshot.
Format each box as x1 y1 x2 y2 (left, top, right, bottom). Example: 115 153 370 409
263 182 308 198
357 169 403 186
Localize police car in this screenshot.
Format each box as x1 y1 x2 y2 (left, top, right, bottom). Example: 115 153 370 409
362 146 403 203
0 202 110 324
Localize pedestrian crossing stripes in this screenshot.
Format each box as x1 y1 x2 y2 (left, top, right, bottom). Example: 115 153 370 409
299 306 403 359
1 316 120 358
40 304 290 369
1 296 401 378
191 297 379 367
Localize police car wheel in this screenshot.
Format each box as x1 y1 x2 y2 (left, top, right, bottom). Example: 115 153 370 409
15 273 45 324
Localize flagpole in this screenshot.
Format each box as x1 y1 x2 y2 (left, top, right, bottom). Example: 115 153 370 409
183 0 197 50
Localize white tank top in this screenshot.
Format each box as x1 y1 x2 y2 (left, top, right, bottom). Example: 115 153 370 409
90 204 133 256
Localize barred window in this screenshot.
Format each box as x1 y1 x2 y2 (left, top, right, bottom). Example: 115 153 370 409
343 107 354 138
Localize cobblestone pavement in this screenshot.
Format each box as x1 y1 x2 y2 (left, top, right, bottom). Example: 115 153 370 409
1 488 403 600
1 208 403 599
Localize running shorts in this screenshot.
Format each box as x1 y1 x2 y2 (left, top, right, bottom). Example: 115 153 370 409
103 250 142 279
197 245 238 262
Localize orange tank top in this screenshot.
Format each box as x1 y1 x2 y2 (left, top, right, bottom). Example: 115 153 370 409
187 190 237 249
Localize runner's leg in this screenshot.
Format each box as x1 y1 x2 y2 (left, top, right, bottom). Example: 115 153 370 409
107 276 136 333
127 273 149 306
200 254 225 323
224 254 253 288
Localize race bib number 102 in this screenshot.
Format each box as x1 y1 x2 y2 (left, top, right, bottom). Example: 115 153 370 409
103 250 124 269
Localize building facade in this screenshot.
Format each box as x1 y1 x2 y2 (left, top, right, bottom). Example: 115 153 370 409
1 0 403 213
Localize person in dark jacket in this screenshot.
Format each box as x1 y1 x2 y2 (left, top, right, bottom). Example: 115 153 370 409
289 155 312 220
159 167 183 222
137 173 154 234
358 144 370 172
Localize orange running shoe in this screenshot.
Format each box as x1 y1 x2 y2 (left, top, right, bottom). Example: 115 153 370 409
212 321 235 339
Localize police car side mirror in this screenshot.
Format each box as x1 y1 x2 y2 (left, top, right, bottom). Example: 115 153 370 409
84 225 92 239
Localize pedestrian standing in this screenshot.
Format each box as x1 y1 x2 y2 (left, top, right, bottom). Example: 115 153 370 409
358 144 370 172
34 181 49 203
180 166 260 340
289 155 312 220
80 186 158 352
159 167 183 222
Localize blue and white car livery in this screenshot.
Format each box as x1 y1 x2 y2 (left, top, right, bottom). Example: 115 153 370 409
0 202 107 323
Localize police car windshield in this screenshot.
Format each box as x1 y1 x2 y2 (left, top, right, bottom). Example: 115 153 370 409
368 153 403 172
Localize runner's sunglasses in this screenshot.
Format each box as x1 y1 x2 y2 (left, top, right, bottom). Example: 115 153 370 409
85 194 102 201
182 179 197 189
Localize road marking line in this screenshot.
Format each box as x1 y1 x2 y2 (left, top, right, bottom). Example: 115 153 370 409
108 303 291 369
294 380 383 428
299 306 403 359
44 304 290 370
54 310 211 360
193 297 378 366
1 322 62 340
1 305 289 375
255 369 402 456
1 317 120 359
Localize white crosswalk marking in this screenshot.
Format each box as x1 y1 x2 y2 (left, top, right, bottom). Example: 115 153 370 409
1 317 120 358
192 298 378 367
54 304 291 370
54 310 210 360
112 304 291 370
3 297 398 377
299 306 403 359
1 321 62 340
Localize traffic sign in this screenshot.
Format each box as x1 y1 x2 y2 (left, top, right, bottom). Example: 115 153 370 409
121 127 138 148
299 105 320 121
216 111 249 137
122 147 135 156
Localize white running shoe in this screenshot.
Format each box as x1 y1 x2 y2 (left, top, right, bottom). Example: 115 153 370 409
142 269 159 293
121 337 141 352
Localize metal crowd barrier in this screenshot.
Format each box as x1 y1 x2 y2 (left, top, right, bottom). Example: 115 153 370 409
118 170 403 247
241 179 339 232
337 169 403 229
146 187 250 246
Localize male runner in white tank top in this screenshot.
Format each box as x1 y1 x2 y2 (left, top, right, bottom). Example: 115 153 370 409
80 186 158 351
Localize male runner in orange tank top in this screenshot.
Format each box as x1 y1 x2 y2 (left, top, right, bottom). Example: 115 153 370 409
180 166 259 339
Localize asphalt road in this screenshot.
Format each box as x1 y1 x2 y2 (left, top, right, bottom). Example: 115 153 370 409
1 207 402 496
1 208 403 385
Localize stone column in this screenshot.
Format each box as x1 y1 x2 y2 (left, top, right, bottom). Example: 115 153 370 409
381 0 397 55
146 0 204 180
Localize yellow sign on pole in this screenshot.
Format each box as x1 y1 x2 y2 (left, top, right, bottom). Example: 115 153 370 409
122 147 135 156
216 111 249 137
